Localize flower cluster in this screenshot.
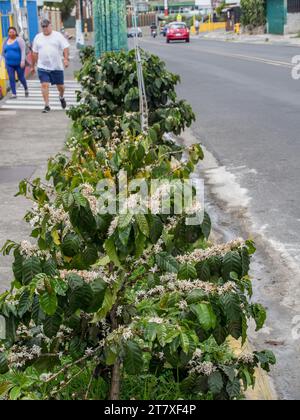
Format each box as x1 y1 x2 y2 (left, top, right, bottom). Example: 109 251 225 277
176 239 245 264
106 326 134 345
80 184 98 216
19 240 51 259
136 277 237 303
238 352 255 364
66 136 81 152
28 203 71 232
59 267 118 286
8 345 42 368
188 361 217 376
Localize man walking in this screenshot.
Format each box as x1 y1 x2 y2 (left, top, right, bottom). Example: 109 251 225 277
31 19 70 113
195 19 200 36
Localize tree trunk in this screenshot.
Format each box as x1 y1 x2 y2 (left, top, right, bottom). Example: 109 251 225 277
93 0 128 57
110 358 121 400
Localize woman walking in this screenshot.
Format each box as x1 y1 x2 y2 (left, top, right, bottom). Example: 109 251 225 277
1 27 29 99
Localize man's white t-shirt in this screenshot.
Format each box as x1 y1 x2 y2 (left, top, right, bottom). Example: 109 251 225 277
32 31 70 71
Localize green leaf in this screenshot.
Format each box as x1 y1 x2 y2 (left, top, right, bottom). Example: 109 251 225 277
134 232 146 258
61 233 81 257
123 341 143 375
213 325 228 345
88 278 107 312
220 292 242 322
241 247 251 276
190 303 217 331
40 291 58 316
0 353 9 374
43 313 62 338
226 378 241 398
228 320 243 340
255 350 276 372
148 216 163 244
67 273 84 289
222 251 242 281
43 259 58 277
245 239 256 255
118 224 132 247
221 365 236 382
12 252 23 282
196 261 211 282
18 289 31 317
104 237 121 267
10 386 22 400
208 371 223 395
250 303 267 331
105 347 117 365
52 278 69 297
118 213 133 229
144 323 158 342
180 332 190 354
157 324 167 347
0 381 13 397
69 336 86 359
69 284 93 312
156 252 179 273
201 211 211 239
135 214 150 238
22 257 42 285
178 263 197 280
82 244 99 266
181 374 208 395
186 289 206 304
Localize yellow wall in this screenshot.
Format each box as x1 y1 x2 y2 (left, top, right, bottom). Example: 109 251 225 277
199 22 226 33
191 22 226 34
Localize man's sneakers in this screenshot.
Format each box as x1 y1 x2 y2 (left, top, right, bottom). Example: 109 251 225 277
42 97 66 113
25 90 29 98
42 105 51 113
9 95 17 100
60 97 67 110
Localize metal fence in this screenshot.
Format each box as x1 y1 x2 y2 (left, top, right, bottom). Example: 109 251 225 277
288 0 300 13
127 12 157 28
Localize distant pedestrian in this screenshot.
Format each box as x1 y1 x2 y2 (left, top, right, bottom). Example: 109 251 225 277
195 19 200 35
31 19 70 113
1 27 29 99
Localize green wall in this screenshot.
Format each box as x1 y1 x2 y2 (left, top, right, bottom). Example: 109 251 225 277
267 0 287 34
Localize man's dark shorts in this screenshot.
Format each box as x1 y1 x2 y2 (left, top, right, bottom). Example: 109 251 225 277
38 69 64 86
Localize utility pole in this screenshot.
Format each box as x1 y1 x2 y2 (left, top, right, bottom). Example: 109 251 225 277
76 0 85 49
164 0 168 17
210 0 214 23
93 0 128 57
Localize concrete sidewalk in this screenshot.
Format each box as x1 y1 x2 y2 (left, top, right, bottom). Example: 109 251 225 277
0 42 81 293
197 30 300 46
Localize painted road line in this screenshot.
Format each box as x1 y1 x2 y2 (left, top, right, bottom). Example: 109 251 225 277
4 101 77 105
140 38 293 68
0 110 17 116
1 105 74 111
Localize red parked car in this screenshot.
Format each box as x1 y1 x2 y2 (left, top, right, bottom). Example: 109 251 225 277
166 22 190 43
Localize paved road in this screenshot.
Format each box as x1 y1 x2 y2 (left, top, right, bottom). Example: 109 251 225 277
136 36 300 399
0 80 79 111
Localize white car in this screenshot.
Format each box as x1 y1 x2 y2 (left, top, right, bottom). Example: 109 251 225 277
127 27 143 38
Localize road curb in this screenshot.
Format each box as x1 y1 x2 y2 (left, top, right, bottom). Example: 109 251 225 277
229 338 277 400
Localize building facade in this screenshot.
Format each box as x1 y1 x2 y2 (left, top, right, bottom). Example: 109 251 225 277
267 0 300 34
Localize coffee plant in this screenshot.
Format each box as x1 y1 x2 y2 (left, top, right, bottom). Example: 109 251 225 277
0 48 275 400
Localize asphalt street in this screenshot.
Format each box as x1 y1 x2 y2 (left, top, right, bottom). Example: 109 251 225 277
136 36 300 399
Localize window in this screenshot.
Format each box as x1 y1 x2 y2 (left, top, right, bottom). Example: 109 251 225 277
288 0 300 13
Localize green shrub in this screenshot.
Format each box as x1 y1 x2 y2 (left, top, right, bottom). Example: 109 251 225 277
0 47 275 400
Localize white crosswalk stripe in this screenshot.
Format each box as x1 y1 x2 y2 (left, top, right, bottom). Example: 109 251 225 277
0 80 81 112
